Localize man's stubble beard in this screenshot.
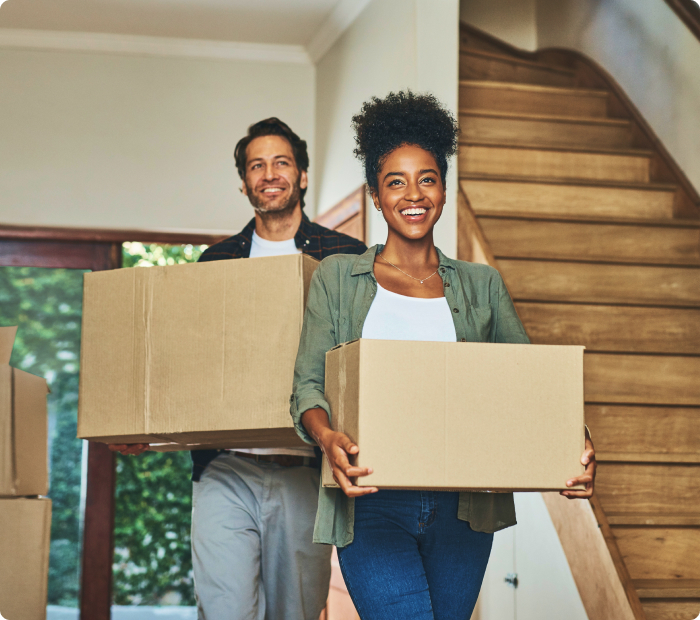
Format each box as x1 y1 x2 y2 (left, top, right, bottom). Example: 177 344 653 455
246 179 302 221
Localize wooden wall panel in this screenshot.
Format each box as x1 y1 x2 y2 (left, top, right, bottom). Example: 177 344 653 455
615 527 700 580
479 217 700 266
584 354 700 405
586 405 700 457
595 463 700 515
517 303 700 353
500 260 700 307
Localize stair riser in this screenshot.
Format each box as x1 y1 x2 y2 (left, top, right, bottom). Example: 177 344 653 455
499 260 700 307
615 528 700 581
596 463 700 515
460 52 575 87
460 114 633 148
460 83 608 117
462 179 675 219
642 601 700 620
459 145 650 182
586 405 700 457
478 218 700 266
516 303 700 354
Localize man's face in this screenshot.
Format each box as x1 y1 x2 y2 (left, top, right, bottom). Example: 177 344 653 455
241 135 308 215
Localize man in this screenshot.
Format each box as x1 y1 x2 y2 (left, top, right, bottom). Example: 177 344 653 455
112 118 366 619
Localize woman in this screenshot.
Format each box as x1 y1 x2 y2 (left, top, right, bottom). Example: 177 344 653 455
291 91 596 619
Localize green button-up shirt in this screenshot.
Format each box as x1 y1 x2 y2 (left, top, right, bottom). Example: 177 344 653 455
291 244 530 547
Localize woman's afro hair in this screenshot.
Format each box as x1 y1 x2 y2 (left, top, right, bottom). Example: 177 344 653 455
351 90 460 193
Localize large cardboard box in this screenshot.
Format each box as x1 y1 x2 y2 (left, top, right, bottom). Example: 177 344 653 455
322 339 585 491
0 327 49 497
78 255 318 449
0 497 52 620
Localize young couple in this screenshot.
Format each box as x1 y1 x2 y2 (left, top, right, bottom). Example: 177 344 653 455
113 91 595 620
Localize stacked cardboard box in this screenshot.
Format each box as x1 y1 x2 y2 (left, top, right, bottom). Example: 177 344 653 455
0 326 52 620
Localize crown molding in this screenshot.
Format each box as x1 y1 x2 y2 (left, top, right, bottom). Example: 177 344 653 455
0 28 311 64
306 0 372 63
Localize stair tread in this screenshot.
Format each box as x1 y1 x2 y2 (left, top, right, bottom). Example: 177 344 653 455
474 210 700 228
461 172 677 192
607 512 700 526
460 79 609 98
460 47 575 76
634 579 700 598
597 452 700 464
460 108 630 126
459 139 653 158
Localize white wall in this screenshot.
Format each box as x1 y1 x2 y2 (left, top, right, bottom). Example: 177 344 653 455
480 494 589 620
460 0 537 51
0 48 314 234
536 0 700 198
314 0 459 254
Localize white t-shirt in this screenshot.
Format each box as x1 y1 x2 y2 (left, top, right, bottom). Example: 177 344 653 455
238 230 312 457
248 230 301 258
362 283 457 342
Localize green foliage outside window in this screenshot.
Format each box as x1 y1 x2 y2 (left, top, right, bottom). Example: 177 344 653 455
112 242 207 605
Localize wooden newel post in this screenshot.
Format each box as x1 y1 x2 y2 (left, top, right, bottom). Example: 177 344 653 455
80 441 116 620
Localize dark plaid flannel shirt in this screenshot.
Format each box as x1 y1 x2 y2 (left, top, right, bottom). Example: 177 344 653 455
191 211 367 481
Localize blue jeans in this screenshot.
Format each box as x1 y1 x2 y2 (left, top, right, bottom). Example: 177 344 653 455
337 490 493 620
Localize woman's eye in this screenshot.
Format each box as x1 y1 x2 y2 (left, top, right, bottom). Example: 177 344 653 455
388 179 403 186
421 177 436 184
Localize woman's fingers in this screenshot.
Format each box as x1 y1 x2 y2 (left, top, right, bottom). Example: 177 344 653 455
323 432 377 497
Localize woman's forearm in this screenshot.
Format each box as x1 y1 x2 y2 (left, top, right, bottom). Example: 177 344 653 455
301 407 332 445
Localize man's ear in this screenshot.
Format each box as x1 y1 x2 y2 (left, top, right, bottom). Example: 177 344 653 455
300 170 308 190
240 180 248 197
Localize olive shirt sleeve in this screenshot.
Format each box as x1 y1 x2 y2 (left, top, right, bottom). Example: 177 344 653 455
493 272 530 345
291 265 336 444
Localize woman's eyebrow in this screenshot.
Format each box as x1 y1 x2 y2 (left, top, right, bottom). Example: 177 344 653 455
420 168 438 175
383 171 405 181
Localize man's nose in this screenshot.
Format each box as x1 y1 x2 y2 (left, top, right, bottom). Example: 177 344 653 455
263 163 278 180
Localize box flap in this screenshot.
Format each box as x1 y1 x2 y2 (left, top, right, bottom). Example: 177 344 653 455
0 367 12 494
0 326 18 366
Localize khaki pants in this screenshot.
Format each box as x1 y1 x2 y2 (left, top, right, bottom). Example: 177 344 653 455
192 452 331 620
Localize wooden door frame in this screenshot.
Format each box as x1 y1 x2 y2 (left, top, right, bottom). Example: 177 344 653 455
0 225 225 619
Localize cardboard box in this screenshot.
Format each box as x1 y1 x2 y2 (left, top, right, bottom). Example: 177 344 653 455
0 326 49 497
0 498 51 620
322 339 585 491
78 254 318 449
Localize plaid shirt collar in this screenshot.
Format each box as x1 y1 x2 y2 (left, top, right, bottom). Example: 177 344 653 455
233 211 322 259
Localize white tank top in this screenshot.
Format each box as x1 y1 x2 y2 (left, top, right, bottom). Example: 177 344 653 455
362 283 457 342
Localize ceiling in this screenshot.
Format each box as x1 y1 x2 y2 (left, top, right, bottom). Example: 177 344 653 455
0 0 342 45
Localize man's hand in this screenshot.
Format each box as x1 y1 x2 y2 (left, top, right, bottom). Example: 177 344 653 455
560 434 596 499
108 443 150 456
317 428 377 498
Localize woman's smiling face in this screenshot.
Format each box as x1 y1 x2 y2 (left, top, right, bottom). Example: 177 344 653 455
372 144 446 241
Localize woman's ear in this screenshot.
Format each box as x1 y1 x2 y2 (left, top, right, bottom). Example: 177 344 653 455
370 190 382 212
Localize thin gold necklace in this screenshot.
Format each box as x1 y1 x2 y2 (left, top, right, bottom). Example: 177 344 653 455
378 253 439 285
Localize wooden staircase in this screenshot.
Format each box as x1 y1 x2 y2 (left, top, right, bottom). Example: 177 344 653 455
458 23 700 620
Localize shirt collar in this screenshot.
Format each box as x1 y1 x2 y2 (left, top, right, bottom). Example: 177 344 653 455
350 244 457 276
239 210 313 252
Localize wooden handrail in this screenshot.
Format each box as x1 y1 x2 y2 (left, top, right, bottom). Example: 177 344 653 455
663 0 700 43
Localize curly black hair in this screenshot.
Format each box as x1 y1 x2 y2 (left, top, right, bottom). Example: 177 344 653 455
351 91 459 193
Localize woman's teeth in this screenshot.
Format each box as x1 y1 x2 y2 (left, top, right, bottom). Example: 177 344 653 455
401 208 427 216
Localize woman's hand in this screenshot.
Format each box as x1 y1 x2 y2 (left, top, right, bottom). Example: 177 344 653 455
108 443 150 456
317 428 378 498
301 407 377 498
560 433 596 499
